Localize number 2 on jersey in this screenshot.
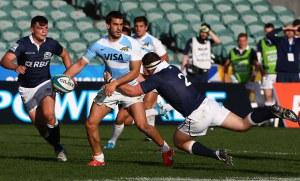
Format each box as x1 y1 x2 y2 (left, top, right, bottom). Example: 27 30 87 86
178 73 192 87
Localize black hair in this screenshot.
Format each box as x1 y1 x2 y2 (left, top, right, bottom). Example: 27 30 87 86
293 19 300 26
238 33 248 40
264 23 274 29
134 16 148 26
105 11 123 24
142 52 160 67
31 16 48 27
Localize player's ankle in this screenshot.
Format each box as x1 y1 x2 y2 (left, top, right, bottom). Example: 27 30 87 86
93 153 104 162
161 141 170 152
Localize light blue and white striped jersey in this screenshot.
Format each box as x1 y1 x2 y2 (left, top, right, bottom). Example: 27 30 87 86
82 34 142 84
134 32 166 56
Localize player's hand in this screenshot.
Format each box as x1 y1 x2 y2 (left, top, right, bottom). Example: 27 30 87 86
104 71 112 83
15 65 26 74
104 80 118 96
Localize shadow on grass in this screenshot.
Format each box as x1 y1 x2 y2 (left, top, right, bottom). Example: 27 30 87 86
232 153 300 162
0 155 57 162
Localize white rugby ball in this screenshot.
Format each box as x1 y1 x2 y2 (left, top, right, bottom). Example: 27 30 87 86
52 74 75 93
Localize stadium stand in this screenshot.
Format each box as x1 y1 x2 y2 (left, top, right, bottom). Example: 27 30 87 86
0 0 296 65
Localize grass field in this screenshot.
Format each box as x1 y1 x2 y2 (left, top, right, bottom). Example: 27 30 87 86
0 124 299 181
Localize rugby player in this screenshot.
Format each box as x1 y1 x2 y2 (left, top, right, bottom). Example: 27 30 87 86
114 52 299 165
105 16 169 149
64 11 173 167
0 16 72 162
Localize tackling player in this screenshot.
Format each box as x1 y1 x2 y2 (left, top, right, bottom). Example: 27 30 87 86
105 16 169 148
115 52 299 165
64 11 173 167
0 16 72 162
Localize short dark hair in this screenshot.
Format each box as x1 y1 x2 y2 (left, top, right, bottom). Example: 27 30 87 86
142 52 160 67
293 19 300 26
134 16 148 26
31 16 48 27
105 11 123 24
238 33 248 40
264 23 274 29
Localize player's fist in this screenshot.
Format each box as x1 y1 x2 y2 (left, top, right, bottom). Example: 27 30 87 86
15 65 26 74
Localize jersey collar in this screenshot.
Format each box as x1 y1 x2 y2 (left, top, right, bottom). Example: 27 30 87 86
29 34 46 51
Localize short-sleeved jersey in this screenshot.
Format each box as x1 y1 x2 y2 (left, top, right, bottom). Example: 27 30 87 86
140 65 205 117
83 34 143 84
134 32 166 56
8 35 63 88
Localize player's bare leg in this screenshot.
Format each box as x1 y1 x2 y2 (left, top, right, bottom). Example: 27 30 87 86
173 129 233 165
105 107 133 149
128 102 173 166
86 103 111 166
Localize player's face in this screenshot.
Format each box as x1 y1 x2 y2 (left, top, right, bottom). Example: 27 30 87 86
264 27 274 34
31 23 48 42
134 21 148 37
238 37 248 49
107 18 123 39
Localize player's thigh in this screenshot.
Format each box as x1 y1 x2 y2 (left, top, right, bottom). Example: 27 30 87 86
128 102 147 128
87 103 111 126
173 129 192 148
221 112 251 131
39 95 56 120
116 107 131 124
143 91 158 109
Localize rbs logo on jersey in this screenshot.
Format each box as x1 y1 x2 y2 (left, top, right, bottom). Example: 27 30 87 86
25 60 49 68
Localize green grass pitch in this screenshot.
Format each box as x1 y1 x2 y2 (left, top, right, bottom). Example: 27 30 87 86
0 124 299 180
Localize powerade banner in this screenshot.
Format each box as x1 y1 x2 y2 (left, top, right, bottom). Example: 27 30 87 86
0 82 251 124
0 65 105 82
274 83 300 128
0 64 223 82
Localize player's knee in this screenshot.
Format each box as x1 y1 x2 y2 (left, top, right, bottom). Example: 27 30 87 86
85 119 97 130
135 121 149 132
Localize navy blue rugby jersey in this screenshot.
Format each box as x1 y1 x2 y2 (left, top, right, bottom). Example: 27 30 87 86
140 65 205 117
9 35 63 87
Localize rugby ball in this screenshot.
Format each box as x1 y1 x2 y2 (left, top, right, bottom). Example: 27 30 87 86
52 74 75 93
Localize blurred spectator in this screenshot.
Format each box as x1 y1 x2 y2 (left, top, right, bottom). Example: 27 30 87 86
267 25 300 82
181 23 221 84
224 33 262 105
257 23 277 106
122 19 131 36
293 19 300 38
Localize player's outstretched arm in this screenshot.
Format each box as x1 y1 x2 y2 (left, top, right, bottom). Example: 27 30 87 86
59 48 72 69
104 60 141 96
64 57 88 78
0 52 26 74
117 83 144 97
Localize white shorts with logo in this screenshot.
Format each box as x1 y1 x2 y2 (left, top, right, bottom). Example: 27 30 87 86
94 88 143 109
178 98 230 136
19 80 55 112
261 74 276 89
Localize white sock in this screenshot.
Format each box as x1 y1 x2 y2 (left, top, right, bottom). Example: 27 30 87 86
187 140 196 154
147 115 156 127
247 113 257 125
47 119 59 128
108 123 124 144
265 101 274 106
161 141 170 152
94 153 104 162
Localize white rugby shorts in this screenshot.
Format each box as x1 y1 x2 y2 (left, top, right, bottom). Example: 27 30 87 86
177 98 230 136
18 80 55 112
94 88 143 109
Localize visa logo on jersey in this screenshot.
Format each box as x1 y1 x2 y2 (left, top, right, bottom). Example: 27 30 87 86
103 53 125 62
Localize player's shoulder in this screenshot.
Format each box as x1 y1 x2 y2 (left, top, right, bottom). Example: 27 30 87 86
45 37 61 45
17 36 30 44
121 34 140 48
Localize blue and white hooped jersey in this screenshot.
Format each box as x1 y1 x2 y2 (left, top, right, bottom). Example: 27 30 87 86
134 32 166 57
82 34 143 84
